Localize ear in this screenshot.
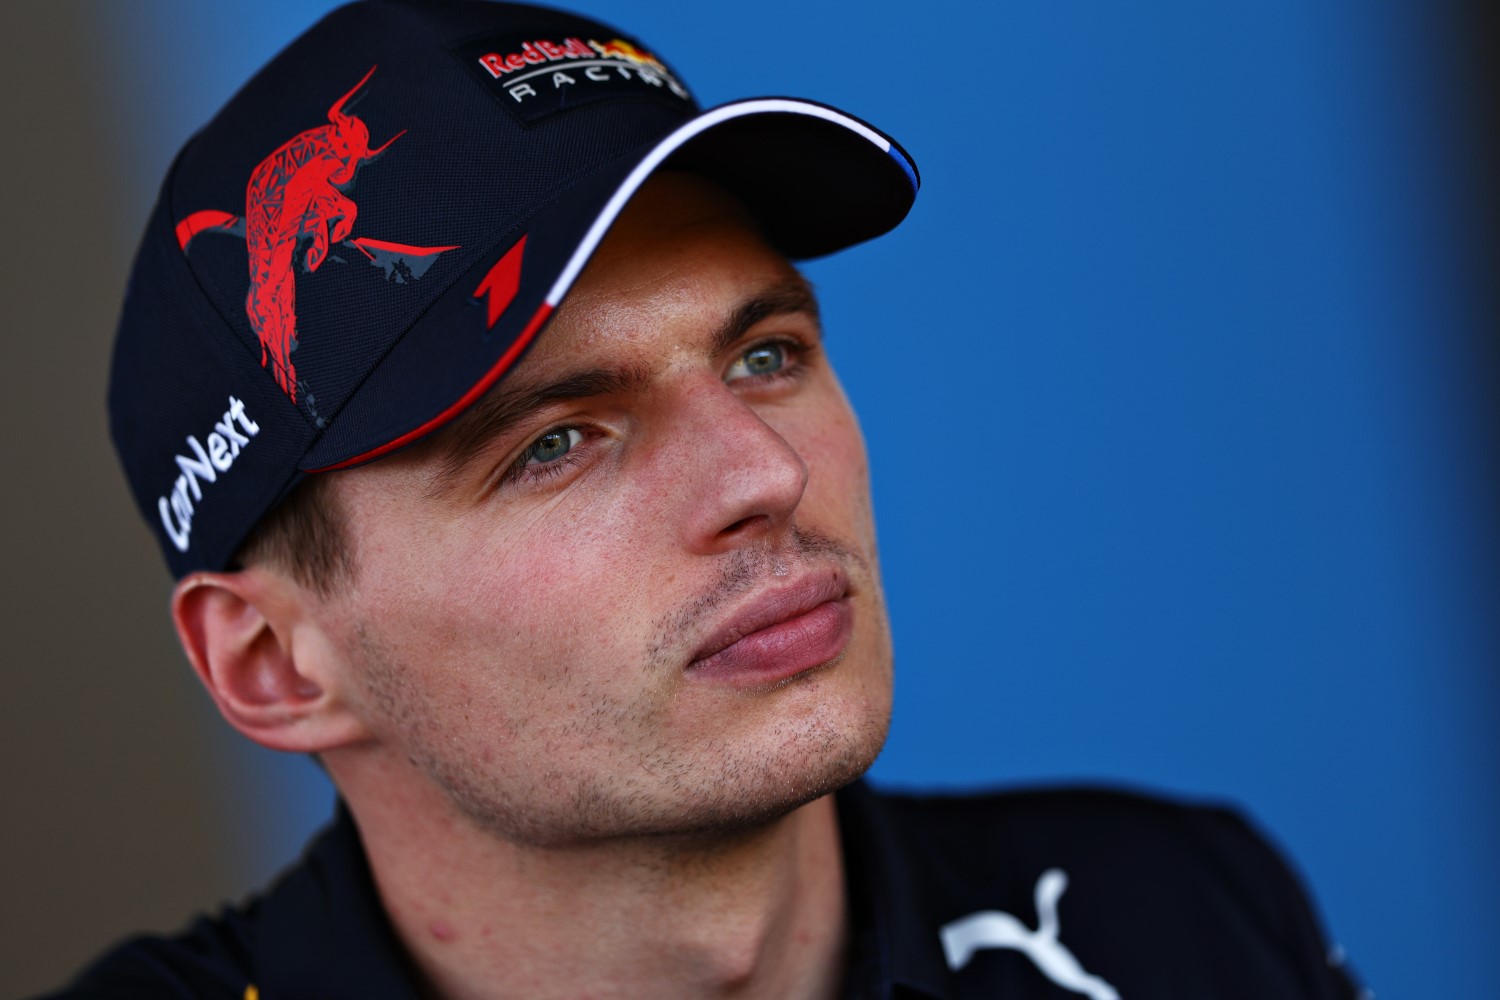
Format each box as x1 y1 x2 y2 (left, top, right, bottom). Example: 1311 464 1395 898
172 568 367 754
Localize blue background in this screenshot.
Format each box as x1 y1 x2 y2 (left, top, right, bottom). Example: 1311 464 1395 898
100 2 1499 996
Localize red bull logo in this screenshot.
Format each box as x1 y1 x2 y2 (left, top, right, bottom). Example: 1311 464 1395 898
473 36 686 97
588 39 668 75
176 67 459 406
475 37 670 79
460 31 692 125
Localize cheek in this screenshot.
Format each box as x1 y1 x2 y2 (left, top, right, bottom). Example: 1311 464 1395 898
792 395 875 533
342 526 662 765
418 493 661 671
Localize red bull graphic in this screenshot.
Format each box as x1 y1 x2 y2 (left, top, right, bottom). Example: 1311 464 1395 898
177 67 459 404
243 66 401 400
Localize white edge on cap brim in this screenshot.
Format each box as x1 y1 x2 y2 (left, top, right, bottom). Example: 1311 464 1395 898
543 97 909 309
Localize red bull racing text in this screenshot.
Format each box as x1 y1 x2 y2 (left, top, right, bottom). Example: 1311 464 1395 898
458 35 692 124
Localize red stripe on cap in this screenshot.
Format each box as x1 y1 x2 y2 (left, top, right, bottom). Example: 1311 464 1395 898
306 302 555 473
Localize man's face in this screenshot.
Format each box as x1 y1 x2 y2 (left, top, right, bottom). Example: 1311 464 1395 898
318 173 893 846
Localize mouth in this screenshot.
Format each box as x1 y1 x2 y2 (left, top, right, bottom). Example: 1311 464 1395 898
685 569 854 687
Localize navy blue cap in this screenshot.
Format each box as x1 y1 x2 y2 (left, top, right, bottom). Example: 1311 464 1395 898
109 0 919 578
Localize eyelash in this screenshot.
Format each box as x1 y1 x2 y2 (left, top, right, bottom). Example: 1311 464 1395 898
498 334 817 491
498 431 591 489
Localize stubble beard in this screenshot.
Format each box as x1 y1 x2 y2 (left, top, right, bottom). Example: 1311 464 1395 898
355 525 893 850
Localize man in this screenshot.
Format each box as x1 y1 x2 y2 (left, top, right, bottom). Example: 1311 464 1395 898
54 1 1364 997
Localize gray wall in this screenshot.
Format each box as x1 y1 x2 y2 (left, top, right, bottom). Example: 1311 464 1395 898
0 6 243 995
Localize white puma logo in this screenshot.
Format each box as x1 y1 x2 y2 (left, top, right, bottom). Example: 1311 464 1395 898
940 868 1120 1000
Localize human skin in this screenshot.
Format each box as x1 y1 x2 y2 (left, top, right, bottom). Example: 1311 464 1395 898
175 172 896 998
322 172 895 848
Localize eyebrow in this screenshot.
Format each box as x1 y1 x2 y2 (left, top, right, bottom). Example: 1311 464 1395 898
423 276 821 499
425 364 650 499
710 278 820 356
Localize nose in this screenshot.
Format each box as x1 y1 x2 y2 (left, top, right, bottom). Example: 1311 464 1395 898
668 381 808 553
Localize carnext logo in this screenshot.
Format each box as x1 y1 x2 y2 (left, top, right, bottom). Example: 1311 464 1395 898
158 396 260 553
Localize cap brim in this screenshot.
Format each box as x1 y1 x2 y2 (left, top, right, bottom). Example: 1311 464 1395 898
301 97 918 473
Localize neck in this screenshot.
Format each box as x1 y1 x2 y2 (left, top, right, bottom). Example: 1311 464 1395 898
334 761 851 1000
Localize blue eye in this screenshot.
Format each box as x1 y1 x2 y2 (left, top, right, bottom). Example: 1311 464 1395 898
728 342 788 380
525 427 581 464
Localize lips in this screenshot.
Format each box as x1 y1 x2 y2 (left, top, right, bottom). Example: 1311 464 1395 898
686 570 854 686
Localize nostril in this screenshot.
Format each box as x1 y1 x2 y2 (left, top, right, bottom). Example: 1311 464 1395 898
720 514 767 538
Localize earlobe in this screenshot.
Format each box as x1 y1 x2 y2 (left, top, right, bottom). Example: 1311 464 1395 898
172 570 365 754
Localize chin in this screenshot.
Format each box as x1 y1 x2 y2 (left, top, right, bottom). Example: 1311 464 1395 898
658 705 891 840
640 641 895 839
443 679 891 850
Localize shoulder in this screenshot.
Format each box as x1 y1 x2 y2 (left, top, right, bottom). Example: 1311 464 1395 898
865 782 1304 897
28 909 256 1000
32 804 418 1000
840 782 1364 998
864 782 1328 941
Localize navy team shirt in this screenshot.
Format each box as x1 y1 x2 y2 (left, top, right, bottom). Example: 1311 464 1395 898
40 782 1366 999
